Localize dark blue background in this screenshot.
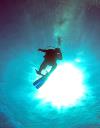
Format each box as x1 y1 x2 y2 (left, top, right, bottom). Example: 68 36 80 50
0 0 100 128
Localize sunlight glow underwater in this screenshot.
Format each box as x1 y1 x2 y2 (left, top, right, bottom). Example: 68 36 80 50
36 63 87 108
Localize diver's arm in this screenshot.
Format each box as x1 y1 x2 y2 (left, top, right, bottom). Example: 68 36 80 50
60 52 63 60
38 49 47 52
58 52 63 60
57 49 63 60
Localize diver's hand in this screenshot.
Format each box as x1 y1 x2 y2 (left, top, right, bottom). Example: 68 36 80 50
38 48 42 51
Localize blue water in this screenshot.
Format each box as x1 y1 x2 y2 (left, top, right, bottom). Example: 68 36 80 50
0 1 100 128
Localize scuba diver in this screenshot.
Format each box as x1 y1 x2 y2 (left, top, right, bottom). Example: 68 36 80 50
36 37 62 75
36 48 62 75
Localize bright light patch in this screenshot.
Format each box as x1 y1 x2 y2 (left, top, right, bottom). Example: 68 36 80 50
74 58 81 63
36 63 86 108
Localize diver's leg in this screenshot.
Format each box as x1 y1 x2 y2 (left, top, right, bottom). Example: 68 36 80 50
50 63 57 73
38 60 48 73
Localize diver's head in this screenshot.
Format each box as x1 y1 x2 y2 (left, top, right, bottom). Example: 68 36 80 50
55 48 60 52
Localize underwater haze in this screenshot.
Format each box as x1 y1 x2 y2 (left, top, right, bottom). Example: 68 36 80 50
0 0 100 128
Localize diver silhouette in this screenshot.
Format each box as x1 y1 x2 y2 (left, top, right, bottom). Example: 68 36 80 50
36 47 62 75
